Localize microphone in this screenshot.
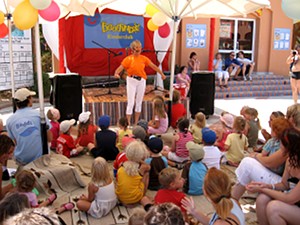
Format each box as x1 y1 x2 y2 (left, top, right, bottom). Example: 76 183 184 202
142 49 153 53
113 52 123 57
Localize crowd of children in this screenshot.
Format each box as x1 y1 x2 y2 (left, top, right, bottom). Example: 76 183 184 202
1 89 300 225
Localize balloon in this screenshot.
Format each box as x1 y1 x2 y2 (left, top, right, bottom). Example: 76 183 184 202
146 4 159 17
39 1 60 21
147 19 159 31
158 22 170 38
7 0 24 8
30 0 52 10
0 11 4 24
13 1 38 30
0 23 9 38
282 0 300 20
152 12 167 26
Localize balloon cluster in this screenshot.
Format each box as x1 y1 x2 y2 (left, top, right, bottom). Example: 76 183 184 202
146 4 170 38
282 0 300 20
0 0 60 38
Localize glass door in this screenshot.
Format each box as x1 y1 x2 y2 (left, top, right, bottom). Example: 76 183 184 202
218 18 255 61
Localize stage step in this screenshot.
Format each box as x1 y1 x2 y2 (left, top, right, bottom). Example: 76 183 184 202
215 74 292 99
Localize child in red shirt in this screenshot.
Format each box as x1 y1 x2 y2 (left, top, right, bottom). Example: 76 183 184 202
56 119 84 158
47 108 60 150
171 90 187 129
76 111 98 148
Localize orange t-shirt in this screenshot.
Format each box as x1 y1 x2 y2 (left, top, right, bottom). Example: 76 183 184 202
121 54 151 80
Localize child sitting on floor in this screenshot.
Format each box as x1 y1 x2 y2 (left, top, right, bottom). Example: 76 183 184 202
189 112 206 144
76 111 98 149
56 119 84 158
148 96 169 135
115 140 150 206
182 141 207 195
243 107 261 150
116 117 132 152
145 137 168 190
170 90 187 129
47 108 60 150
214 113 234 152
15 170 58 208
77 157 117 218
224 116 248 167
162 118 193 169
201 128 223 169
90 115 119 160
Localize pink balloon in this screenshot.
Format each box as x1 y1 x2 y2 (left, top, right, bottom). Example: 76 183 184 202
38 0 60 21
0 23 8 38
158 23 170 38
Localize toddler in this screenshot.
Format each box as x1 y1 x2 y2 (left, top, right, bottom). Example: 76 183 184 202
170 90 187 129
163 118 193 168
15 170 57 208
189 112 206 144
56 119 84 158
116 117 132 151
47 108 60 150
182 141 207 195
115 140 150 205
224 116 248 167
148 96 169 134
77 157 117 218
145 137 168 190
201 128 223 169
76 111 98 148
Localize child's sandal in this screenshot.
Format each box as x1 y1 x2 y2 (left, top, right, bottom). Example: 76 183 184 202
47 193 57 205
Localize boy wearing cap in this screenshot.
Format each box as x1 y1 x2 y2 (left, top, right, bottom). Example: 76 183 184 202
182 141 207 195
90 115 119 160
145 137 168 190
201 128 223 169
56 119 84 158
76 111 98 148
6 88 52 165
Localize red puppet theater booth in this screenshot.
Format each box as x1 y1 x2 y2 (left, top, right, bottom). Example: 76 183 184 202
55 10 172 125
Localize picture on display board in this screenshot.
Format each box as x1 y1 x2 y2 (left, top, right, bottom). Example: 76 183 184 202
186 24 206 48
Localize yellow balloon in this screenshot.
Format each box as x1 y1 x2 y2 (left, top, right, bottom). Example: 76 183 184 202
13 1 38 30
146 4 159 17
147 19 159 31
0 11 4 24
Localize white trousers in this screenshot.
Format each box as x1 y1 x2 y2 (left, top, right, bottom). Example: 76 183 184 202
126 76 146 115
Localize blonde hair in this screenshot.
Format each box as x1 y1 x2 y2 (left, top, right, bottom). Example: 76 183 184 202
195 112 206 128
152 96 166 119
130 40 142 50
91 157 112 186
123 140 149 176
286 103 300 120
128 208 146 225
16 170 36 192
158 167 178 188
244 107 261 129
233 116 246 138
204 168 233 220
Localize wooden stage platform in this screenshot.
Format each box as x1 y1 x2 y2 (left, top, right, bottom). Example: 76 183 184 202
83 84 189 126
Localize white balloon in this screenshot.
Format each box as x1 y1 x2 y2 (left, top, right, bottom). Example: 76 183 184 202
30 0 52 10
152 12 167 27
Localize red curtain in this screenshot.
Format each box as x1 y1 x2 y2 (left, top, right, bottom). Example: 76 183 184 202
60 9 170 76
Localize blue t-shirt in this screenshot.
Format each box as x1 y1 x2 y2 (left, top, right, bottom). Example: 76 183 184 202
263 137 284 175
188 161 207 195
7 107 51 164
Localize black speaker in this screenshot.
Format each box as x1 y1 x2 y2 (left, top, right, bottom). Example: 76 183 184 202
189 72 215 118
52 74 82 121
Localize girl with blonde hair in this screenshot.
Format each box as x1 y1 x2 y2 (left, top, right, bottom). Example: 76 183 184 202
190 112 206 144
148 96 169 134
77 157 117 218
182 168 245 225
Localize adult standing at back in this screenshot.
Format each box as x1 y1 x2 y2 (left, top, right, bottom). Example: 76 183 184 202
286 44 300 104
114 40 166 125
6 88 52 165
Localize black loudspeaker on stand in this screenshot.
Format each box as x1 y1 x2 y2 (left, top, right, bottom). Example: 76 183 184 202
52 74 82 122
189 72 215 118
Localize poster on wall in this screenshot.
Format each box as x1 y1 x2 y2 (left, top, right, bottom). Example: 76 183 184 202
84 13 144 49
220 21 232 38
186 24 206 48
0 26 33 91
273 28 290 50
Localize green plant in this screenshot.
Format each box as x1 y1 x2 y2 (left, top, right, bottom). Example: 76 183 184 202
32 72 51 98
